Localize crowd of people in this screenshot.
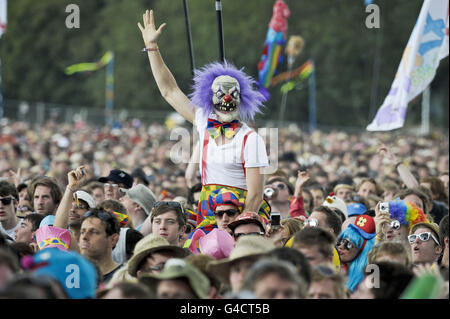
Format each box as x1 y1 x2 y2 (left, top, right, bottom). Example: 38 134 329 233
0 113 448 300
0 8 448 300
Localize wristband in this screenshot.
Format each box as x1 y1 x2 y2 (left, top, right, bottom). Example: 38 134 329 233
395 161 402 170
141 46 158 52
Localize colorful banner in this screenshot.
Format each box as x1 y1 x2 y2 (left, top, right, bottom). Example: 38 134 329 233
257 0 290 99
367 0 449 131
280 60 314 93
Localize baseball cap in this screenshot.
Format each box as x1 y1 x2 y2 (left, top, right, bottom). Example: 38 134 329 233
99 169 133 189
22 248 97 299
347 203 367 217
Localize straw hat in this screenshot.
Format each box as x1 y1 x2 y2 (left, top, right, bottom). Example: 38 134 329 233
127 234 190 277
139 258 210 299
207 235 274 285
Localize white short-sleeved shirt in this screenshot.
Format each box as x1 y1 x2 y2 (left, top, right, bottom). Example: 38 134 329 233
194 109 269 190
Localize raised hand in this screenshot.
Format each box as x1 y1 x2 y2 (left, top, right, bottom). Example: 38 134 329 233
7 168 22 187
294 170 310 197
377 143 398 165
137 9 167 47
67 166 87 191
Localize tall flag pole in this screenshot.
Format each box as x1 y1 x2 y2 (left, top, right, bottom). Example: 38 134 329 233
277 35 304 127
183 0 195 76
257 0 290 100
0 0 7 120
215 0 225 62
308 60 317 133
105 52 114 126
367 0 449 131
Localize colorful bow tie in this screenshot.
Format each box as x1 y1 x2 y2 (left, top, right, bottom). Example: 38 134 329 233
207 119 240 140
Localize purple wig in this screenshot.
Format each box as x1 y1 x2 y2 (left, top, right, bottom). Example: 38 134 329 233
188 61 267 122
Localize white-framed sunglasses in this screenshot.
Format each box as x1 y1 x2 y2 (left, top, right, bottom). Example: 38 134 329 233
408 232 440 246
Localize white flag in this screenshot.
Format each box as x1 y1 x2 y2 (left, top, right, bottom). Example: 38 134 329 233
0 0 6 38
367 0 449 131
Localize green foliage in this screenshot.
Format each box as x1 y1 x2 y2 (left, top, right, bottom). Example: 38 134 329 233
0 0 448 128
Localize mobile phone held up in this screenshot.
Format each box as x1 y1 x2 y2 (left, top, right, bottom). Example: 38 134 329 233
271 212 281 230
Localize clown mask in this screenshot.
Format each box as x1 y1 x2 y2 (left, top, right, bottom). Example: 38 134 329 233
211 75 240 122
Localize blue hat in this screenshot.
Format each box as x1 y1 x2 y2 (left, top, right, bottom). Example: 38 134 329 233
39 215 55 228
347 203 367 217
99 169 133 189
26 248 97 299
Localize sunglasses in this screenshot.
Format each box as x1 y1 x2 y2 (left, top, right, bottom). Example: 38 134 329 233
303 218 319 228
214 209 239 218
337 238 354 250
84 210 115 222
233 231 265 239
0 197 14 206
314 265 336 277
149 263 166 272
154 201 184 214
104 183 119 189
408 232 440 246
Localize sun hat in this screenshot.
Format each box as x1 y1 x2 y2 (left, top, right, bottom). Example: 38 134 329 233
21 248 97 299
208 235 274 285
75 190 96 209
188 228 234 260
127 234 190 277
139 258 210 299
227 211 266 233
35 225 71 252
323 195 348 218
121 184 156 216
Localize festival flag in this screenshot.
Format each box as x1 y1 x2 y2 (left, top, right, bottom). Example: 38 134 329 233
280 59 314 93
367 0 449 131
65 51 114 125
0 0 6 38
257 0 290 99
65 51 113 75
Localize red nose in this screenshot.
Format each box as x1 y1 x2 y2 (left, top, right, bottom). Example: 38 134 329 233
223 94 232 103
